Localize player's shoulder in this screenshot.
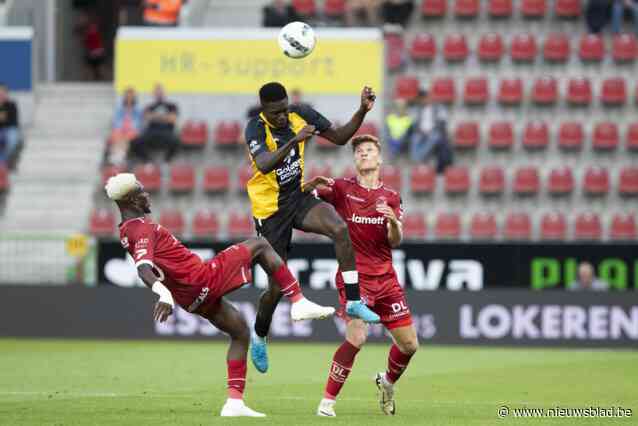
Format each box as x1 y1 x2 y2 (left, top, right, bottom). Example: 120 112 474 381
121 217 155 235
244 116 267 140
334 176 356 190
380 184 401 200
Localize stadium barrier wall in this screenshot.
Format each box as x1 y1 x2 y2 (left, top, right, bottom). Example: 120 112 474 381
0 27 32 91
0 287 636 348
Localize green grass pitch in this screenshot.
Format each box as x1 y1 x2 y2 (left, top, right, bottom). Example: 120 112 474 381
0 339 636 425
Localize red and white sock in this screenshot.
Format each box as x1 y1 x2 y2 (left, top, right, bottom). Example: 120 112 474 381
385 344 413 384
324 340 360 400
273 264 303 303
227 359 247 400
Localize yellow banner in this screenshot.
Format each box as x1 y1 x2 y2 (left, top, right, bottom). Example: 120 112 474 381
115 36 383 95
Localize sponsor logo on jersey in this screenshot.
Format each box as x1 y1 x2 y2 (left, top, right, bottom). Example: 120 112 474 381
350 213 385 225
276 158 302 184
346 194 366 202
249 140 260 154
187 287 210 313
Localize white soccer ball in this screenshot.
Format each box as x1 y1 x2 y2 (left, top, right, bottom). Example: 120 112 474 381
278 22 316 59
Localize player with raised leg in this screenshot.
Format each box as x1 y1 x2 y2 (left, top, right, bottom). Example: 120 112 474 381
303 135 419 417
244 82 381 374
105 173 334 417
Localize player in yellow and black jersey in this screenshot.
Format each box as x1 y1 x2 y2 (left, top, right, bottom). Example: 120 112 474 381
244 82 380 373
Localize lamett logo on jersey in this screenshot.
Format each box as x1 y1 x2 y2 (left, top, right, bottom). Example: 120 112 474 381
350 213 384 225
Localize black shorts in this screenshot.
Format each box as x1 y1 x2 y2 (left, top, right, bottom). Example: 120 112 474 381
254 192 323 258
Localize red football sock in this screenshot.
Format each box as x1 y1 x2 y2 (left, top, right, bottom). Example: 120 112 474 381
386 344 413 384
227 358 247 399
273 263 303 302
324 340 360 400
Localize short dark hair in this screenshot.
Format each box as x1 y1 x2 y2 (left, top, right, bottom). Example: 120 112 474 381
259 82 288 104
351 134 381 152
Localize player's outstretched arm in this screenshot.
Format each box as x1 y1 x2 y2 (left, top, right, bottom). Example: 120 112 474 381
253 125 316 174
137 264 174 322
320 86 376 146
301 176 334 193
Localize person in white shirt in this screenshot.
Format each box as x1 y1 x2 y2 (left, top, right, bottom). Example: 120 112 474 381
568 262 609 291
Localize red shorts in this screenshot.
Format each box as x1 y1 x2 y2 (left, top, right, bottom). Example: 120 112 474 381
336 271 413 330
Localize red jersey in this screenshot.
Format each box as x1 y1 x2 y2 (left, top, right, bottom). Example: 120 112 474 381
319 177 403 276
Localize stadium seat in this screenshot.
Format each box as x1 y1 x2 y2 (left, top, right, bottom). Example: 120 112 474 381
504 212 532 240
470 212 498 240
463 77 489 105
543 33 570 62
513 166 540 195
381 165 402 191
159 209 185 236
355 122 379 137
583 166 610 196
532 77 558 105
574 212 602 240
133 163 161 192
627 122 638 151
567 77 592 106
488 0 512 17
431 77 456 103
454 0 479 17
593 122 619 151
292 0 316 16
403 213 427 239
203 166 230 193
238 165 253 192
555 0 581 18
214 121 241 147
169 163 195 193
421 0 447 17
601 77 626 106
479 166 505 196
227 214 254 239
578 34 605 62
619 166 638 196
192 210 220 238
548 166 574 196
540 212 567 240
307 165 333 181
101 164 125 186
610 213 637 239
394 75 420 101
410 165 436 194
324 0 346 18
612 33 638 62
498 78 523 105
385 33 405 72
558 121 584 151
409 33 437 61
522 121 549 150
453 121 480 149
444 166 470 194
0 165 8 192
478 33 504 62
521 0 546 17
180 120 208 148
435 212 462 239
89 209 115 237
510 33 537 62
443 33 468 61
488 121 514 149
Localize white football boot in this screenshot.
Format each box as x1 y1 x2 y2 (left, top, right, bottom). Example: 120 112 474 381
291 297 335 321
375 372 396 415
220 399 266 417
316 398 337 417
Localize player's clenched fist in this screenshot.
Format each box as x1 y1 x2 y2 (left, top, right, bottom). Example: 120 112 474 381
302 176 335 193
376 203 399 225
295 124 318 141
153 301 173 323
360 86 376 112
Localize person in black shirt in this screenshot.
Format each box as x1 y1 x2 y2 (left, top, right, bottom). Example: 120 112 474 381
262 0 300 27
0 84 20 167
128 83 180 163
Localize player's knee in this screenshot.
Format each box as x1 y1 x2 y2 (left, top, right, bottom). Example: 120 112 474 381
331 219 349 241
399 338 419 355
346 322 368 348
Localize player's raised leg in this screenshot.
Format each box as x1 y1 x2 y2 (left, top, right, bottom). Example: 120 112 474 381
299 202 380 323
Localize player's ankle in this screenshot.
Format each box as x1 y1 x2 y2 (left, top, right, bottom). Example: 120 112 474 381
290 293 304 303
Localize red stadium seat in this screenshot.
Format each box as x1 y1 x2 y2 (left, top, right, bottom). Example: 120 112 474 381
292 0 316 16
612 33 638 62
521 0 546 17
583 166 610 196
548 166 574 196
488 0 512 17
410 165 436 194
169 163 195 193
479 166 505 196
394 75 420 101
601 77 626 106
381 165 402 191
101 164 125 186
443 33 468 61
593 122 619 151
510 33 537 62
421 0 447 17
238 165 253 192
454 0 479 17
444 166 470 194
0 165 7 192
214 121 241 147
532 77 558 105
498 78 523 105
180 120 208 148
504 212 531 240
385 33 405 72
522 121 549 150
627 123 638 151
192 210 220 238
619 167 638 196
574 212 602 240
324 0 346 18
579 34 605 62
228 214 254 239
558 121 584 151
203 166 230 193
488 121 514 149
540 212 567 240
555 0 581 18
470 212 498 240
403 213 427 239
159 209 185 236
435 212 462 239
543 33 570 62
89 209 115 237
463 77 489 105
610 213 637 239
307 165 333 181
567 77 592 106
453 121 480 149
478 33 504 62
513 166 540 195
410 33 437 61
431 77 456 103
133 163 161 192
355 122 379 137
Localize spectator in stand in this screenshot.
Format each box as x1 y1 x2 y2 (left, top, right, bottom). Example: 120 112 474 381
75 10 106 81
143 0 183 27
380 0 414 28
108 87 143 166
612 0 638 35
0 84 20 169
346 0 380 26
568 262 609 291
585 0 613 33
262 0 300 27
411 89 453 173
384 99 413 159
128 84 180 163
290 88 313 109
